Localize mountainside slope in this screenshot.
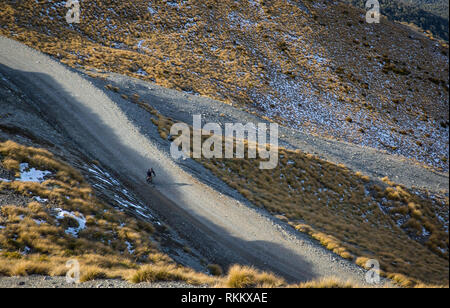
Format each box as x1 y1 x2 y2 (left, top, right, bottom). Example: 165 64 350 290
3 35 449 286
0 0 448 171
0 36 375 286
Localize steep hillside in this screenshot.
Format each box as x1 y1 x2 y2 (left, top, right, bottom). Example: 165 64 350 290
1 37 378 288
0 140 291 287
143 94 449 286
0 0 448 287
0 0 448 171
0 78 327 288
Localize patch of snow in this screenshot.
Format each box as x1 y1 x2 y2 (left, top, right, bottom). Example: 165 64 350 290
148 6 157 15
437 246 448 254
136 209 151 219
87 164 157 223
54 208 86 238
125 241 135 254
22 246 31 255
18 163 51 183
33 219 47 226
422 227 431 237
34 196 48 203
136 68 148 76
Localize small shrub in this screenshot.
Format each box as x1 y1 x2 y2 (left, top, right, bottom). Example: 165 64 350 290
224 265 284 288
11 261 50 276
207 264 223 276
80 267 107 282
2 158 20 171
297 277 357 288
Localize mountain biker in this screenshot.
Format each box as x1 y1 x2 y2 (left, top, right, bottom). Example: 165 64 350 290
146 168 156 183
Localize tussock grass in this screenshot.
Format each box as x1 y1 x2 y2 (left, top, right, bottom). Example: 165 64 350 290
1 158 20 173
2 141 326 287
0 263 9 277
387 273 416 288
295 277 359 289
129 103 449 286
129 264 216 286
10 261 51 277
0 140 215 285
1 0 447 172
295 224 353 260
223 265 285 288
80 267 108 282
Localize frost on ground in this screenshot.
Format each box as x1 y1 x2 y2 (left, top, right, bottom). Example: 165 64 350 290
88 164 156 221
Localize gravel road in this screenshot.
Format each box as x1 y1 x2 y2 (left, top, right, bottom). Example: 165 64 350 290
0 36 403 286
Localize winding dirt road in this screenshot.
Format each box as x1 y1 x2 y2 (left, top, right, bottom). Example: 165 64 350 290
0 36 383 284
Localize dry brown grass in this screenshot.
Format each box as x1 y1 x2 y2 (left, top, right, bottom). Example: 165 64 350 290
0 0 447 171
128 264 216 286
0 140 214 284
0 0 446 283
2 140 358 288
295 277 359 289
80 267 108 283
222 265 285 288
121 99 449 287
203 149 448 286
9 260 51 277
295 224 353 260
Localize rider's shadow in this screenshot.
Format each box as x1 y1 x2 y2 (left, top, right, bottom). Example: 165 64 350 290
157 182 192 187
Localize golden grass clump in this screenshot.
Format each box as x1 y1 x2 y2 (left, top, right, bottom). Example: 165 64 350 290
296 277 359 289
80 267 108 282
2 158 20 172
223 265 285 288
295 224 353 260
10 261 51 277
128 264 216 286
386 273 416 288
